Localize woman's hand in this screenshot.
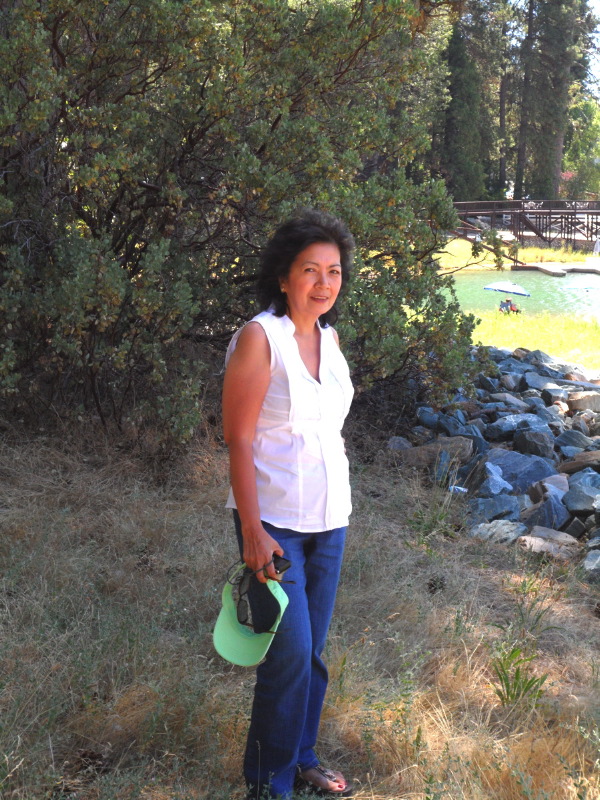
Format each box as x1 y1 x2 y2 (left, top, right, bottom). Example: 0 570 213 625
241 522 284 583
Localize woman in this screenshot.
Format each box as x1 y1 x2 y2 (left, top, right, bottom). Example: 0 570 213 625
222 209 355 799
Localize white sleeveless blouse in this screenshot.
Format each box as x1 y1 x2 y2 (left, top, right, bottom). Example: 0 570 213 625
225 309 354 531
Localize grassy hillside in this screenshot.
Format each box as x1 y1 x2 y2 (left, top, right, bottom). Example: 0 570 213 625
1 434 599 800
437 239 589 271
472 312 600 373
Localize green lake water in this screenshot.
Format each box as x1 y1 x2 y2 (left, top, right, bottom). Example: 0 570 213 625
448 268 600 321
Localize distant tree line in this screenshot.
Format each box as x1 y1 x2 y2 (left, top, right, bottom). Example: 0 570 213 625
425 0 599 200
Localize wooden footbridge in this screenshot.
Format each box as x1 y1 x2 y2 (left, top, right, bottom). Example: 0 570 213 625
454 200 600 248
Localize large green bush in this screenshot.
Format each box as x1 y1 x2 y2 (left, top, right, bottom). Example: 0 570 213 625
0 0 472 442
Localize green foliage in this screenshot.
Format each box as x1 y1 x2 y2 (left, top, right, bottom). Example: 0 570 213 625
490 645 547 707
470 229 509 270
0 0 473 440
485 230 507 270
562 92 600 198
430 0 597 201
439 23 486 200
525 0 590 198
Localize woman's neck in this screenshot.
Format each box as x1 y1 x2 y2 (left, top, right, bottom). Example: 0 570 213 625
286 312 320 337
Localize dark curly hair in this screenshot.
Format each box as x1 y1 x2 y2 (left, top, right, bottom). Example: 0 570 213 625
256 208 355 327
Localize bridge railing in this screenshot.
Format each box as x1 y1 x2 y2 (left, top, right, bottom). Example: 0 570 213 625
454 200 600 213
453 200 600 246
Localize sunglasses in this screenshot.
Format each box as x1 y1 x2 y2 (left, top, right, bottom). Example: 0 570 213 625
226 559 293 630
234 568 253 627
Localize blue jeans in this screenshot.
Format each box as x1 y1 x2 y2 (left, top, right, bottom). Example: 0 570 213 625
233 510 346 800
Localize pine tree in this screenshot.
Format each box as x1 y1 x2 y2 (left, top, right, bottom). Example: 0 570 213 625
439 23 486 199
526 0 592 198
562 91 600 197
514 0 536 199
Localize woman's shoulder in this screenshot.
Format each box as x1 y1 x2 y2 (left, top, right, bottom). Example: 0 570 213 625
236 319 269 347
225 315 271 366
320 322 340 347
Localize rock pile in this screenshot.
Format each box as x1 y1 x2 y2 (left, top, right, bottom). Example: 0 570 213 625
390 346 600 581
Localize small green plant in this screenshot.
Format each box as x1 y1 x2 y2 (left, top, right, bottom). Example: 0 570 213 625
408 483 463 542
513 575 541 597
423 771 448 800
447 608 475 638
514 596 559 638
491 645 548 707
492 594 560 645
511 767 551 800
409 507 451 543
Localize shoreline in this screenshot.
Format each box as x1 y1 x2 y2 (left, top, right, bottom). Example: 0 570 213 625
512 261 600 277
440 255 600 277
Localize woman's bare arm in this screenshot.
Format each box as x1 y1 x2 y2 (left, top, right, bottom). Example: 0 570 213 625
222 323 283 582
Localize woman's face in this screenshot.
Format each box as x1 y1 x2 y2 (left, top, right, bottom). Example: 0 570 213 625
279 242 342 322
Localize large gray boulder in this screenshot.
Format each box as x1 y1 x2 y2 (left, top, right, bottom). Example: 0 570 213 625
541 386 569 405
517 526 580 561
486 414 552 441
582 551 600 581
528 474 569 503
519 373 562 392
477 373 500 393
538 365 568 380
531 406 566 434
563 517 588 539
559 446 585 459
513 430 555 459
568 391 600 413
520 494 571 531
436 413 469 437
562 484 600 515
568 468 600 486
460 431 490 455
477 462 513 498
468 520 528 544
522 349 556 365
478 449 558 494
486 346 513 360
468 495 521 523
489 392 531 411
499 374 522 392
416 406 439 429
571 416 590 436
587 536 600 551
555 429 596 450
497 357 534 375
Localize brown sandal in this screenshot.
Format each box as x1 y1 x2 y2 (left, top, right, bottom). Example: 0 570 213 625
295 765 354 797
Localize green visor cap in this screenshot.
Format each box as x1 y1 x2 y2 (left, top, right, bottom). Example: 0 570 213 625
213 568 289 667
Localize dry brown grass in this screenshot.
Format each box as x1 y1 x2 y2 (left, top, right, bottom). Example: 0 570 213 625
0 434 599 799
